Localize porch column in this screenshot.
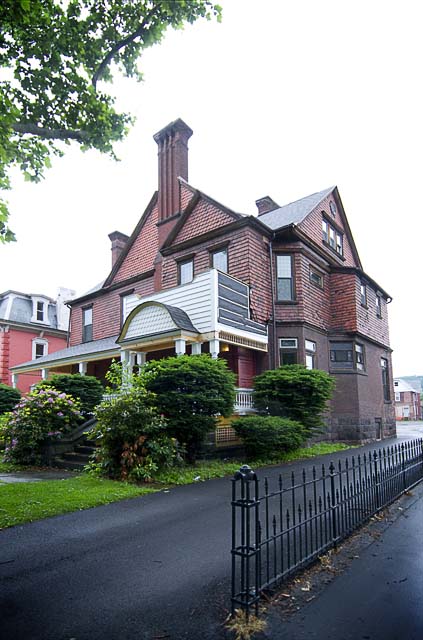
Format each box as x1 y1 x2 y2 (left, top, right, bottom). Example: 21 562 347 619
209 338 220 359
78 361 87 375
191 342 202 355
41 368 48 380
129 351 137 369
12 373 18 389
175 338 186 357
136 352 147 367
120 350 132 387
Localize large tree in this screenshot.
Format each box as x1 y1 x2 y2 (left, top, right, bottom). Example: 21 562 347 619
0 0 221 242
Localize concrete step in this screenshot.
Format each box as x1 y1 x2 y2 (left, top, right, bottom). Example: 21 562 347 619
61 452 92 463
53 458 88 471
74 445 97 455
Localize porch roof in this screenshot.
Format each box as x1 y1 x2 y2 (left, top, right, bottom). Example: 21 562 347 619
10 335 120 373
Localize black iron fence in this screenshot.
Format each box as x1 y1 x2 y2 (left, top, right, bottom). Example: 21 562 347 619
231 439 423 617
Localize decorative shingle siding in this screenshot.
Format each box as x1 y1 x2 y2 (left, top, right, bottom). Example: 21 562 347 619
111 204 159 284
329 272 357 332
298 193 357 267
356 279 390 346
173 199 237 245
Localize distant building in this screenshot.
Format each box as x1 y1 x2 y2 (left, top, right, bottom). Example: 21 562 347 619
0 288 75 393
10 119 395 442
394 378 422 420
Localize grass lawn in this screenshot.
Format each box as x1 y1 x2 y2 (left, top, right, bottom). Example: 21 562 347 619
0 442 352 529
0 476 157 529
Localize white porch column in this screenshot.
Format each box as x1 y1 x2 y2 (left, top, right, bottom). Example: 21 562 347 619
12 373 18 389
209 338 220 359
129 351 137 369
78 362 87 375
191 342 202 355
136 352 147 367
120 350 132 387
41 368 48 380
175 338 186 357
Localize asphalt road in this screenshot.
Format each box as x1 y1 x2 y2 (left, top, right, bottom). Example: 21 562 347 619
0 423 422 640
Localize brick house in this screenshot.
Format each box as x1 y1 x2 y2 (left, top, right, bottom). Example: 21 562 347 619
11 119 396 442
0 288 74 393
393 378 422 421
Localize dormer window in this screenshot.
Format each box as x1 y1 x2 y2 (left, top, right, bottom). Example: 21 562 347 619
31 297 48 324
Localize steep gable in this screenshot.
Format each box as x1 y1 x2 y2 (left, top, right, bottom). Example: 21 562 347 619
104 193 159 286
298 187 362 268
164 189 243 249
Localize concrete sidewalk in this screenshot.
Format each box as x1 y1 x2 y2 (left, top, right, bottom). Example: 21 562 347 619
260 480 423 640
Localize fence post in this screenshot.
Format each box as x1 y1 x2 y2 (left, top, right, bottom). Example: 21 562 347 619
373 451 380 510
400 443 407 492
329 462 338 546
231 464 260 619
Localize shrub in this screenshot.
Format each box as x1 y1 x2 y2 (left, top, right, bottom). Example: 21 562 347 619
253 365 335 434
35 373 103 418
3 388 82 465
233 415 307 458
0 383 21 414
91 386 180 482
142 354 236 462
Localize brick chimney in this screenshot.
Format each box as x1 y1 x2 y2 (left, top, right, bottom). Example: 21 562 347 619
108 231 129 268
255 196 280 215
153 119 193 223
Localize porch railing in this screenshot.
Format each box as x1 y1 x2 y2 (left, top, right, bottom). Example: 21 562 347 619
231 439 423 618
234 388 255 414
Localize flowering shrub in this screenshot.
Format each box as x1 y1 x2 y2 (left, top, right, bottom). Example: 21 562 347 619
88 385 181 482
3 387 82 465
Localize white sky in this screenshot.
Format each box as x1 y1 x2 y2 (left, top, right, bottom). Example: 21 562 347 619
0 0 421 377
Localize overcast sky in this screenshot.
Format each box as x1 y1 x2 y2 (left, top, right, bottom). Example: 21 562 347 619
0 0 421 377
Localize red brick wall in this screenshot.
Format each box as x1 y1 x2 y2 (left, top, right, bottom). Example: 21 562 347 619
298 193 357 267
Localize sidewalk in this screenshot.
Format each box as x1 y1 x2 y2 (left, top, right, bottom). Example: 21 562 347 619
259 479 423 640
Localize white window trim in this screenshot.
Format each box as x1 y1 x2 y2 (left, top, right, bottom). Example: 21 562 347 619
31 296 49 324
280 338 298 349
32 338 49 360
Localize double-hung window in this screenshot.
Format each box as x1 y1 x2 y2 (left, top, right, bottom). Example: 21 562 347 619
179 258 194 285
376 295 382 318
211 248 228 273
276 255 294 301
279 338 298 365
360 283 367 306
305 340 316 369
381 358 390 401
82 307 93 342
322 216 344 256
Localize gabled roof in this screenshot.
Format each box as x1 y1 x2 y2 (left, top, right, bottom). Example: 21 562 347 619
258 187 334 230
394 378 422 394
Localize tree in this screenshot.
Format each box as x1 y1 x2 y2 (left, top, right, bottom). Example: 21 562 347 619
253 365 335 434
0 383 21 414
0 0 222 242
142 354 236 462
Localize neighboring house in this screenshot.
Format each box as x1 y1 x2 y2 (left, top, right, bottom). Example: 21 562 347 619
11 119 396 442
0 288 75 393
394 378 422 421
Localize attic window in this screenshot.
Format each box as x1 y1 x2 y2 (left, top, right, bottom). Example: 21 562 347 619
322 216 343 256
329 201 337 217
31 297 48 324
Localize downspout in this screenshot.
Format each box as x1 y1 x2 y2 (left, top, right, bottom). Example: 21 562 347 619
269 235 277 369
65 303 72 347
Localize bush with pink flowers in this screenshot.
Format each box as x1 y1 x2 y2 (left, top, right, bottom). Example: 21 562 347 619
3 387 82 465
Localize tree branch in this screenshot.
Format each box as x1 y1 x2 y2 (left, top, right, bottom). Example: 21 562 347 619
12 122 89 142
91 7 157 89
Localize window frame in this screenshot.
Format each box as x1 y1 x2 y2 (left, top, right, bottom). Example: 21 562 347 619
322 215 344 257
276 254 295 302
381 357 390 401
329 341 366 372
210 246 228 273
376 294 382 318
305 339 317 369
360 283 367 307
31 296 49 324
32 338 48 360
82 305 93 343
279 337 298 366
178 257 194 285
309 266 324 289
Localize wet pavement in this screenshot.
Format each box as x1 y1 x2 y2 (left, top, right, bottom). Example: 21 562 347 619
0 469 79 484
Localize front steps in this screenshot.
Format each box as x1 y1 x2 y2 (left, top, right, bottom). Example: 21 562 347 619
53 439 98 471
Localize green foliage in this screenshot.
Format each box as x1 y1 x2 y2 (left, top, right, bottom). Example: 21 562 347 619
142 354 236 462
233 415 307 458
35 373 103 418
90 385 180 481
253 365 335 434
0 383 21 414
3 387 81 464
0 0 222 241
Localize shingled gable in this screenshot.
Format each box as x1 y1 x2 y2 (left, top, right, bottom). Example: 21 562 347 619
102 191 158 288
160 179 244 251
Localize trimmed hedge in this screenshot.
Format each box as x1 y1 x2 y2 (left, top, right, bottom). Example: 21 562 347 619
233 415 307 458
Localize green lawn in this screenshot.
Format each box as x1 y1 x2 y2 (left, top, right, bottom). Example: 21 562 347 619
0 442 352 529
0 476 157 529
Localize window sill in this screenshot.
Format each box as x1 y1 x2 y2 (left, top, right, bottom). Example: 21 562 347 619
275 300 299 305
322 241 346 261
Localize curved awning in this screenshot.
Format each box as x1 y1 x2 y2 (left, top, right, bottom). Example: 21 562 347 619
118 301 199 346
